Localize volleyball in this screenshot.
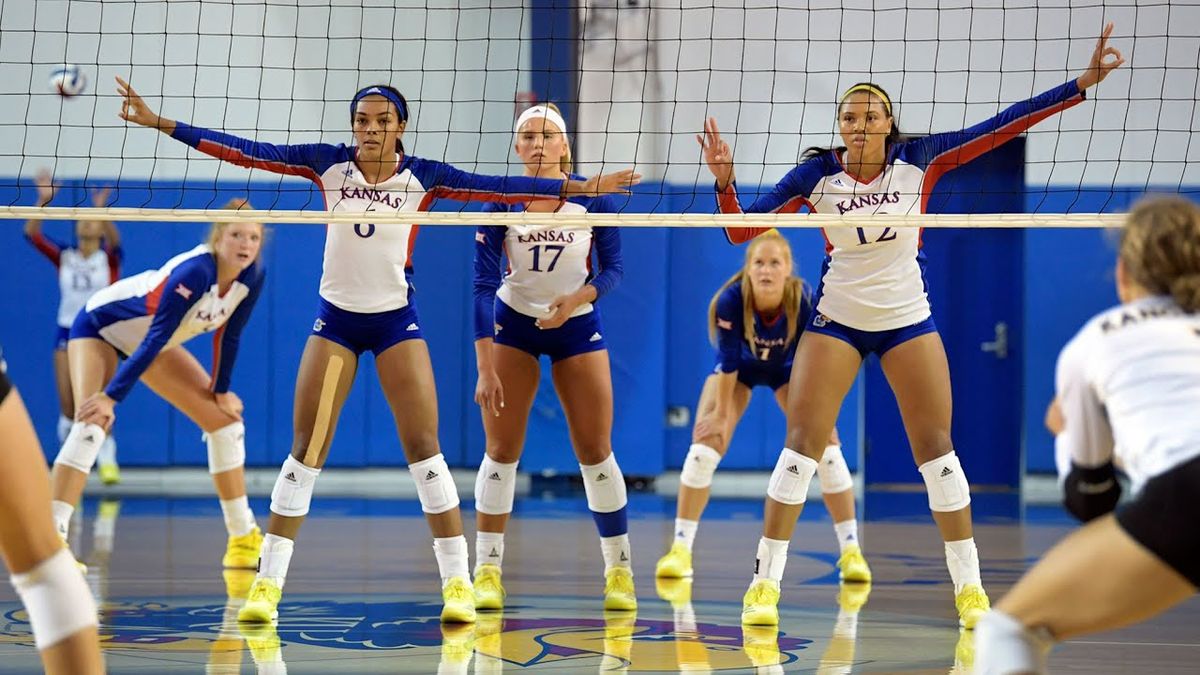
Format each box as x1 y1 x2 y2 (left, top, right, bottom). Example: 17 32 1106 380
49 64 86 97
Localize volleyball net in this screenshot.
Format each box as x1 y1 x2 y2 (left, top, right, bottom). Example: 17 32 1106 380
1 1 1197 228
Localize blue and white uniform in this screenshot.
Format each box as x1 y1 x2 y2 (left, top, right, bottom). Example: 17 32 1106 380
70 244 264 402
473 188 623 362
25 231 122 349
170 123 567 356
721 80 1086 354
712 280 812 390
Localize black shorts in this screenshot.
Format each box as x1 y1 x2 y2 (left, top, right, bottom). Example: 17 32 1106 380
0 347 10 404
1115 454 1200 588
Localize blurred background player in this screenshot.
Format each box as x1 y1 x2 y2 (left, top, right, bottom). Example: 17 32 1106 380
115 78 639 625
974 196 1200 674
0 345 103 674
24 168 123 484
655 230 870 588
49 201 265 574
471 103 635 612
701 23 1124 629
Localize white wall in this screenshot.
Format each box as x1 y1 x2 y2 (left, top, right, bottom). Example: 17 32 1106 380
0 0 531 181
576 0 1200 188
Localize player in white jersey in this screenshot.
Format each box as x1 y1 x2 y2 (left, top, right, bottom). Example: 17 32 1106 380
0 348 102 674
24 169 124 484
974 196 1200 674
699 24 1125 629
117 78 639 625
471 104 636 612
50 204 266 574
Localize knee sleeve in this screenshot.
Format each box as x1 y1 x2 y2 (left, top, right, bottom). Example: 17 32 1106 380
474 455 519 515
767 448 818 505
409 453 460 515
580 453 627 513
10 548 98 650
53 422 105 473
270 455 321 517
817 444 854 494
204 421 246 474
679 443 723 489
974 610 1054 675
918 451 972 512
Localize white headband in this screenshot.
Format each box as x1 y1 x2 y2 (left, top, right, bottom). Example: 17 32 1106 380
515 105 568 139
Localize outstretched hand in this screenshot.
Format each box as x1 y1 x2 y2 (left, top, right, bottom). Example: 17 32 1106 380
570 169 642 197
1077 22 1125 90
697 117 734 190
116 76 164 129
34 168 56 206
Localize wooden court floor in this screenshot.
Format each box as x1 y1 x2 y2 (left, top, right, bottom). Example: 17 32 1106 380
0 493 1196 673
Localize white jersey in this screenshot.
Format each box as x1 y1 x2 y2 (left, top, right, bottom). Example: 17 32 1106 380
1055 296 1200 493
498 202 597 318
722 79 1087 331
25 231 120 327
172 123 567 314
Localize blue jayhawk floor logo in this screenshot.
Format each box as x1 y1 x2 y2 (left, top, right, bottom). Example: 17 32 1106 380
0 594 811 671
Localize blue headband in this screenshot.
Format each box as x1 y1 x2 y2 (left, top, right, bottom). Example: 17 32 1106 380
350 86 408 121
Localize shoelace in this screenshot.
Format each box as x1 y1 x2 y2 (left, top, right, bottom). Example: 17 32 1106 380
446 582 471 602
248 583 277 602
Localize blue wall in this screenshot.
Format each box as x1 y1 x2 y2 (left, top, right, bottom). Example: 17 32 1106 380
4 178 1195 475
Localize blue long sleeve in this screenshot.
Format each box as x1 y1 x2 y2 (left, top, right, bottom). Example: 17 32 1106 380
407 157 565 206
210 265 266 393
472 205 507 340
585 195 623 298
104 262 211 402
714 287 745 373
171 121 347 179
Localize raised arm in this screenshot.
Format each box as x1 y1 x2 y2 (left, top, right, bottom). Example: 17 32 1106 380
23 169 63 264
117 76 340 181
414 158 640 206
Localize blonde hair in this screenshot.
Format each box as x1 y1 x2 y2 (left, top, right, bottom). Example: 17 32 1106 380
708 230 806 348
1120 196 1200 313
205 198 264 258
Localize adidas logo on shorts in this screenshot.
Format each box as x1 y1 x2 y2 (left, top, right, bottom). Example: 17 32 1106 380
285 472 297 482
407 323 419 331
786 464 799 475
589 332 602 342
488 472 501 480
425 470 438 480
940 466 954 477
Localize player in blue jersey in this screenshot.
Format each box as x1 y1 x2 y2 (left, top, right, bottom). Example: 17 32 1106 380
117 79 639 624
655 231 871 587
471 103 635 612
0 347 102 674
24 169 125 484
49 201 266 573
698 24 1124 628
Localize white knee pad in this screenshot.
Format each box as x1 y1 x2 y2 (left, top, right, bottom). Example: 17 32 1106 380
10 548 98 650
53 422 105 473
56 415 72 445
679 443 723 489
204 421 246 475
767 448 818 505
409 453 460 515
270 455 321 517
918 451 972 512
974 610 1054 675
817 444 854 494
580 453 627 513
474 455 519 515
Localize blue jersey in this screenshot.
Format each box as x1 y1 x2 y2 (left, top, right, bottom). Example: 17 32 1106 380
82 245 265 402
171 123 565 314
713 280 812 374
721 79 1085 331
472 183 623 339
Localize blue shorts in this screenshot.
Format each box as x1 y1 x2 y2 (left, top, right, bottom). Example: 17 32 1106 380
54 325 70 350
716 359 791 391
806 313 938 358
68 309 104 342
493 300 607 363
311 298 424 356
